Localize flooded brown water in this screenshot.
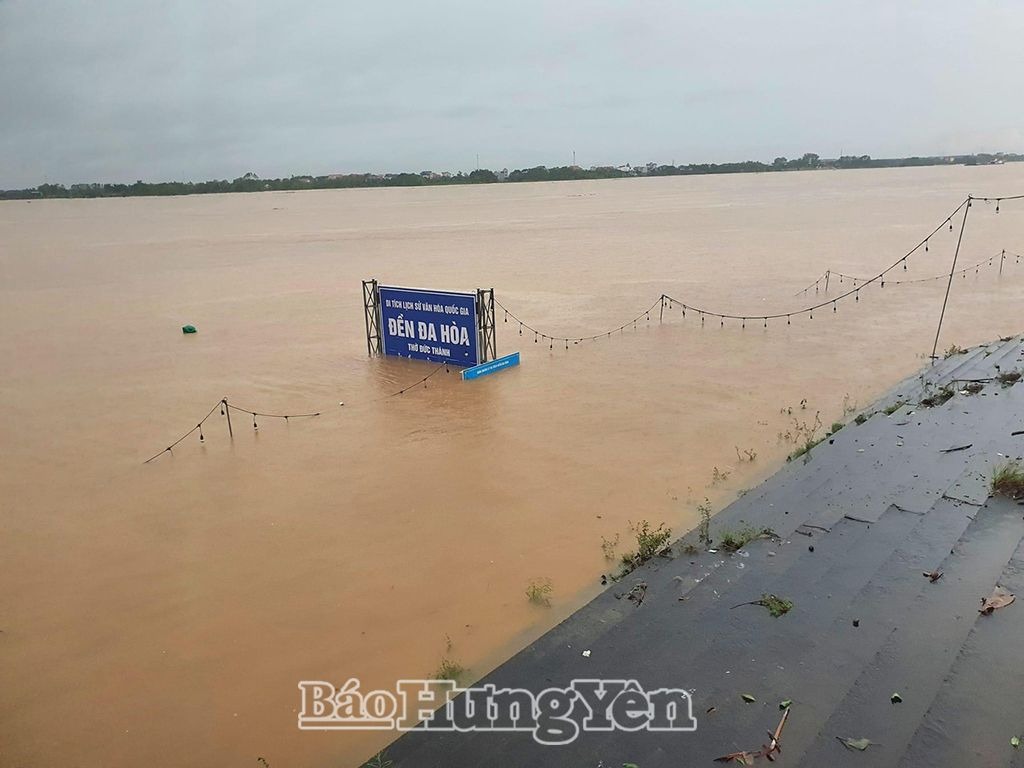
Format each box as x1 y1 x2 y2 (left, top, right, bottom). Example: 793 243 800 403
1 166 1023 767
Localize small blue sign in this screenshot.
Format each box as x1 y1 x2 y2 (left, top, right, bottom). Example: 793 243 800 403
379 286 479 366
461 352 520 381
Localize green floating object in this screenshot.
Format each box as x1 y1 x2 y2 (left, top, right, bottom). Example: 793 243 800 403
181 325 197 334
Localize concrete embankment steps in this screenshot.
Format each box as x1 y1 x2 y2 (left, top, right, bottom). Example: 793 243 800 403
944 338 1024 383
898 532 1024 768
676 495 981 764
943 339 1007 382
943 456 996 506
874 337 1024 411
937 343 996 380
667 505 930 764
795 496 1024 767
663 402 973 615
955 337 1024 382
983 335 1024 372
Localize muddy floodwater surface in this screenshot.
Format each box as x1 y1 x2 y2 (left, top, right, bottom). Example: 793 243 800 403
2 166 1023 766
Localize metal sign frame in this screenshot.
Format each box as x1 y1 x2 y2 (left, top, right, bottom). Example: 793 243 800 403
477 287 496 363
362 279 382 355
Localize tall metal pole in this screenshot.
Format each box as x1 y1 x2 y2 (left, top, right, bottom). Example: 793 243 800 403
659 295 665 323
824 269 830 293
1000 248 1005 275
931 197 972 360
223 398 234 439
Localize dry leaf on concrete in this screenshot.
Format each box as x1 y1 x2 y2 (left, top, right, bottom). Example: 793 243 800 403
979 586 1015 615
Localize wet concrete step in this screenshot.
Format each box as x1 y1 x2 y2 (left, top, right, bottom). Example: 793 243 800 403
666 423 942 595
672 498 978 764
991 334 1024 360
682 458 836 544
800 425 973 526
924 344 993 388
941 455 996 506
989 337 1024 373
793 496 1024 767
943 340 1007 383
678 390 1019 623
932 346 985 379
871 373 929 415
898 534 1024 768
626 509 879 649
958 337 1024 381
900 346 974 394
667 417 940 608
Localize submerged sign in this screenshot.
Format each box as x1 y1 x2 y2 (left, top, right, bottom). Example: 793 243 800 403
462 352 520 381
379 286 480 366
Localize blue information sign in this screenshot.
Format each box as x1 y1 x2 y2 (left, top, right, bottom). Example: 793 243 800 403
461 352 520 381
379 286 480 366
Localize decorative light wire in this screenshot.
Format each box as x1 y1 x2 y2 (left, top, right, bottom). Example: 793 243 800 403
806 248 1012 288
389 363 447 396
145 362 453 462
143 400 224 463
144 400 320 463
226 402 321 419
499 195 1015 334
667 198 1017 346
495 296 663 346
651 197 975 324
794 196 975 296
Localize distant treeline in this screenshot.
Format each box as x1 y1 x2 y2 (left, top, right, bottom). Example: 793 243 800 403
2 152 1020 200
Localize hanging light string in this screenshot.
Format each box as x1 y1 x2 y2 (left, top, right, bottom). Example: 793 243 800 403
663 195 1023 325
802 247 1022 291
143 400 229 463
145 362 453 463
495 194 1019 338
144 399 322 463
974 193 1024 205
793 196 977 296
822 249 1014 287
225 402 321 419
389 363 447 396
495 296 664 350
793 273 828 296
501 197 973 334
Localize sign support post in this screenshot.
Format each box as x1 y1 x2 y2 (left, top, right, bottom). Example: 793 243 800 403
477 288 496 363
362 279 382 356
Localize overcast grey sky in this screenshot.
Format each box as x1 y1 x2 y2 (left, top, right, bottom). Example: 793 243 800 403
1 0 1023 187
